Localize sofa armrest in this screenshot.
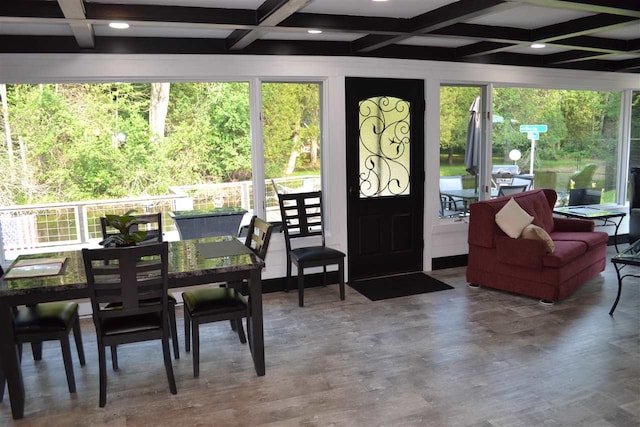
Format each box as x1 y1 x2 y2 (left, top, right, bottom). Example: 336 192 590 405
495 235 546 269
553 217 595 232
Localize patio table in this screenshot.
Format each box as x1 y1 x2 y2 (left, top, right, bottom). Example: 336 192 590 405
0 236 265 419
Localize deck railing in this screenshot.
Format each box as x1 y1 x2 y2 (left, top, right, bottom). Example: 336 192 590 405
0 176 320 260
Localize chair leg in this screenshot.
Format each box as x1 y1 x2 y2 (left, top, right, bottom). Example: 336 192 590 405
184 311 191 353
31 342 43 361
323 265 327 286
161 330 177 395
72 317 86 366
298 264 305 307
0 364 5 402
236 317 247 344
168 302 179 359
98 344 107 407
192 319 200 377
246 303 252 352
285 257 292 292
110 345 119 371
339 260 345 301
60 335 77 393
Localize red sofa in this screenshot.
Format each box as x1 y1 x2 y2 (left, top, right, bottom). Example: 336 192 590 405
467 189 608 301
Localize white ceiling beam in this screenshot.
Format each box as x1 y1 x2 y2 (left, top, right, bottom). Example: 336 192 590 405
57 0 94 48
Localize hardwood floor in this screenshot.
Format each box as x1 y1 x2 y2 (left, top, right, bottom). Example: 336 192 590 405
1 247 638 426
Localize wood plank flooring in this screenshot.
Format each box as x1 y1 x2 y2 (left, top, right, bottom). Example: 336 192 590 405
1 246 638 426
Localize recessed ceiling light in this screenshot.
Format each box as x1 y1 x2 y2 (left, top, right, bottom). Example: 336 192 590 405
307 29 323 34
109 22 130 30
530 43 546 49
372 0 389 2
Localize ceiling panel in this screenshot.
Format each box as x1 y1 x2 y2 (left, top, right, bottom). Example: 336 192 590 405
592 24 640 40
466 5 594 29
300 0 450 19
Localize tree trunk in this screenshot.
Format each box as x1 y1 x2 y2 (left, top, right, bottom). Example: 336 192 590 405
149 83 170 141
0 84 16 181
286 130 300 175
310 138 318 166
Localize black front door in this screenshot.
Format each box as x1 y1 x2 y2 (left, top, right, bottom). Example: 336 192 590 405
345 77 425 281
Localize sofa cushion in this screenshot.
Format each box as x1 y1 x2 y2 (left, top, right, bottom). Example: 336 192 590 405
495 198 534 238
542 240 587 268
522 224 555 253
549 231 608 249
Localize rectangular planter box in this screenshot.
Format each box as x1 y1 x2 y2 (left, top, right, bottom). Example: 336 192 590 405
169 207 247 240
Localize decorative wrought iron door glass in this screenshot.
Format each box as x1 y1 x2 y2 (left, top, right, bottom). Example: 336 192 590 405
358 96 411 198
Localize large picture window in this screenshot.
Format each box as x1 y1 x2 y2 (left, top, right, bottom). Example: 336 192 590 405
0 81 322 259
493 88 621 205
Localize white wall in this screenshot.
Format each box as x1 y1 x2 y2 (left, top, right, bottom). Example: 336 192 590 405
1 54 639 279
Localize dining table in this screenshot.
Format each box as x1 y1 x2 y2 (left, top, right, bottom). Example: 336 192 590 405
0 235 265 420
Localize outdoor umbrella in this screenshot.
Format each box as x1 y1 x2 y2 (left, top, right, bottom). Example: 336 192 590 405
464 96 481 190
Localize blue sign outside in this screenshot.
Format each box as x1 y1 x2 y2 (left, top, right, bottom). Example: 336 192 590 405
527 131 540 140
519 124 547 133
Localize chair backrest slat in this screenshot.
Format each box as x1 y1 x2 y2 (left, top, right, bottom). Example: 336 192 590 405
82 243 169 333
244 216 274 260
276 190 326 250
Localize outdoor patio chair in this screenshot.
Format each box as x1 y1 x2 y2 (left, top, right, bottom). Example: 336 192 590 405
82 242 177 407
511 175 534 191
439 176 465 212
497 184 528 197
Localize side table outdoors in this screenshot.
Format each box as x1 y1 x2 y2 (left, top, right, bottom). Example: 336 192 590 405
610 240 640 315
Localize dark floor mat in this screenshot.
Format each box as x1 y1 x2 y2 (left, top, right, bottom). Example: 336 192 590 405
349 272 454 301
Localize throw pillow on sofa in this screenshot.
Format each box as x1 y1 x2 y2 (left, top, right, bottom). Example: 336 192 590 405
495 198 534 238
521 224 555 253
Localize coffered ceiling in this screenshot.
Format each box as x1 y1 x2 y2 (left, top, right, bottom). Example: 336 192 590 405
1 0 639 73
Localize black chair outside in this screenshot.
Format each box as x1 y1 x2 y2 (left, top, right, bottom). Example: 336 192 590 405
498 185 529 197
0 266 85 397
82 243 177 407
511 175 534 191
568 188 602 206
100 213 179 361
276 190 346 307
183 215 274 377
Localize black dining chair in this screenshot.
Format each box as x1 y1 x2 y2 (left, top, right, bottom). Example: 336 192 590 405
100 212 179 361
183 215 274 377
0 266 85 395
82 242 177 407
276 190 345 307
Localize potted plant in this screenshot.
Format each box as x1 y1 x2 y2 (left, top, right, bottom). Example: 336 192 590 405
99 210 149 247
